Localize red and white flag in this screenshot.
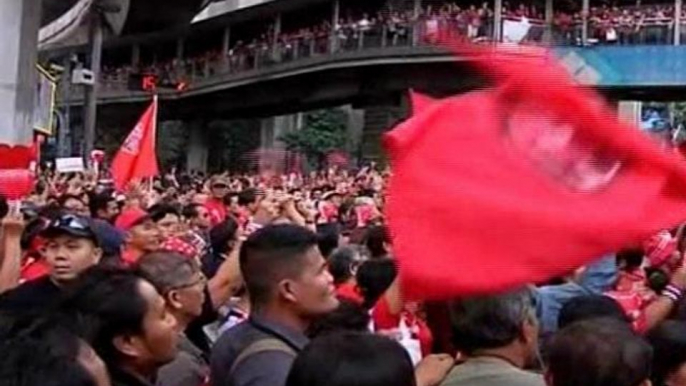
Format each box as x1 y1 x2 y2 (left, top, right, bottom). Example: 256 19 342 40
111 96 160 191
385 44 686 300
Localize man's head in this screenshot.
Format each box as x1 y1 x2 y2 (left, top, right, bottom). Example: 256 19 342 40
546 318 652 386
328 246 366 286
59 195 89 217
116 208 161 253
182 203 211 231
89 191 119 222
0 318 110 386
240 224 338 322
58 267 179 375
136 252 206 325
449 288 539 366
238 188 259 212
41 214 103 284
210 177 229 199
558 295 630 330
149 204 182 240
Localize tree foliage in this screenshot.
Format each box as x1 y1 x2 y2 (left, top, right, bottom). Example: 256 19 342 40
279 108 349 168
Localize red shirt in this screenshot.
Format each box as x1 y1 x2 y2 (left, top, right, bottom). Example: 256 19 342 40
372 297 434 357
335 282 365 305
205 198 227 226
21 258 49 282
121 248 143 267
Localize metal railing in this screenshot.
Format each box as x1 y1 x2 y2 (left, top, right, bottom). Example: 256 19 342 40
91 16 685 98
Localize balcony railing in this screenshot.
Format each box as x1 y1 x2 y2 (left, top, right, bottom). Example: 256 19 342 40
88 17 684 99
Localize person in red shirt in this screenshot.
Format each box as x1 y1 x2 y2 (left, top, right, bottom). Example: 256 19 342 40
116 207 161 266
328 245 367 304
205 177 229 226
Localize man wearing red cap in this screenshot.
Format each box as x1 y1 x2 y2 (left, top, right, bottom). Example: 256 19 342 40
116 207 162 266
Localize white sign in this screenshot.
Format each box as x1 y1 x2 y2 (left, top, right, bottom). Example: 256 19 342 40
56 157 85 173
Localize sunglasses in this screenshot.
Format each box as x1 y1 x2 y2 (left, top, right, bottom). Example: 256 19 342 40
212 184 229 189
50 215 89 231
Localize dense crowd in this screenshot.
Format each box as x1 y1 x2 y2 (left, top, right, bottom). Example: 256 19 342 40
2 163 686 386
99 1 686 91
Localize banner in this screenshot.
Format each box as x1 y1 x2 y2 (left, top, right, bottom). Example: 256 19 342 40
33 65 57 135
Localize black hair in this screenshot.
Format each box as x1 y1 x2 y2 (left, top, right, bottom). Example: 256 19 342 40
558 295 630 330
238 188 258 206
148 203 181 223
285 332 416 386
182 203 203 220
0 318 97 386
328 246 360 285
20 217 49 251
647 321 686 386
356 259 397 309
616 248 645 271
57 266 150 366
0 195 7 220
317 222 341 258
365 225 390 259
546 318 652 386
239 224 319 307
307 299 371 339
209 217 240 256
89 190 115 218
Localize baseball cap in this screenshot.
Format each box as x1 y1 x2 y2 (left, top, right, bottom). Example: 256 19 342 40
643 231 678 268
115 208 151 232
41 214 100 246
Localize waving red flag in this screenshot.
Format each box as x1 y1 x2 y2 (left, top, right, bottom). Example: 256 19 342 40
409 90 438 115
385 45 686 300
111 97 160 191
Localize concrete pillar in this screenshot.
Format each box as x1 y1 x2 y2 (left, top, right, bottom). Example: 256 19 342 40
676 0 682 45
330 0 340 53
413 0 422 45
0 0 40 145
187 122 208 173
132 44 141 67
260 117 276 149
494 0 503 41
176 38 185 60
221 27 231 56
272 14 282 60
582 0 590 45
544 0 554 44
83 12 104 160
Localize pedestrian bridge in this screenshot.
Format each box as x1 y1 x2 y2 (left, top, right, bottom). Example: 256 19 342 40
69 40 686 125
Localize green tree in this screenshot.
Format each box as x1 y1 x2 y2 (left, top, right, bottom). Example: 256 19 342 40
279 108 348 168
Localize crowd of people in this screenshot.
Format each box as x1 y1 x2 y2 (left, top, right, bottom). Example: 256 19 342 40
2 163 686 386
98 1 686 92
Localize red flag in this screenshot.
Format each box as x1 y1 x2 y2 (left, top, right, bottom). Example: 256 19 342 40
385 45 686 300
111 97 159 191
409 90 438 115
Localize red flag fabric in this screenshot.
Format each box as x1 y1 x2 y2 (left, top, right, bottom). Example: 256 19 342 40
385 45 686 300
111 97 160 191
409 90 438 115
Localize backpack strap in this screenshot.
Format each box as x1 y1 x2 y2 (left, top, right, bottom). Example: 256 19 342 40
229 338 297 375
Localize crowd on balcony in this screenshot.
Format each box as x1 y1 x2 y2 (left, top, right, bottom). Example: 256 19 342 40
99 1 685 90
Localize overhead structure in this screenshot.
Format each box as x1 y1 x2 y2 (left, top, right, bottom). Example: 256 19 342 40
39 0 209 49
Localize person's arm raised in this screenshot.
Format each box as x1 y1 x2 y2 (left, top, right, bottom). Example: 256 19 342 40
0 208 26 294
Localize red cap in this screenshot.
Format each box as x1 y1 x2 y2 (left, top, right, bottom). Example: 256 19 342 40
643 231 677 268
115 208 151 231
